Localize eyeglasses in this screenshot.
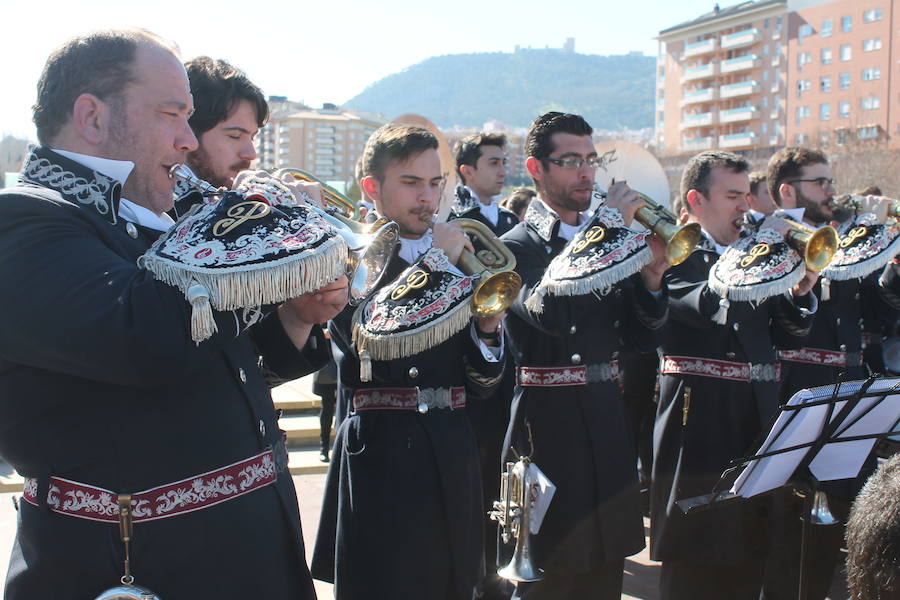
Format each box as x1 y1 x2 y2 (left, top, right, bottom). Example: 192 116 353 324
545 156 605 169
788 177 836 189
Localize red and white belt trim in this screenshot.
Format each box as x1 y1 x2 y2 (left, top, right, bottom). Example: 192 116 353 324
779 347 849 367
352 386 466 412
516 363 620 386
22 447 280 523
661 355 781 383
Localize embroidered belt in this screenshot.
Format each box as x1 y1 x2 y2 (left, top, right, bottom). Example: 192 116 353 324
661 355 781 383
779 347 862 368
517 362 619 387
22 442 286 523
352 387 466 412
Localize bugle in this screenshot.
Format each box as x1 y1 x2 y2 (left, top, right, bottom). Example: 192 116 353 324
745 213 839 272
628 189 702 266
168 165 399 303
829 194 900 220
422 215 522 318
273 167 359 219
488 457 543 582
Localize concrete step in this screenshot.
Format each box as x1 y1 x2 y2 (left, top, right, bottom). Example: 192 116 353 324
281 414 333 446
272 376 322 412
0 447 331 494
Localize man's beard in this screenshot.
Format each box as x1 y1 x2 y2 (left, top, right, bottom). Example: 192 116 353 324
795 187 831 225
186 147 249 189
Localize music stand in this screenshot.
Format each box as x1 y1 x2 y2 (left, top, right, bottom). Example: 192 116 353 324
678 375 900 600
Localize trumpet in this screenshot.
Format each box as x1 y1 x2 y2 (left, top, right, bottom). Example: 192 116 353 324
630 190 702 266
421 215 522 318
829 194 900 220
168 165 399 304
488 457 543 582
745 212 839 272
274 167 359 219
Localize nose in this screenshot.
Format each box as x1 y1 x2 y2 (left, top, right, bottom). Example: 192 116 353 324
239 138 258 161
177 120 198 153
824 179 836 194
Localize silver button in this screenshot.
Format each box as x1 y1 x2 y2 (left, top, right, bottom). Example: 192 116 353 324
571 353 582 364
569 325 577 334
836 317 841 326
840 344 847 352
611 351 619 359
613 320 620 329
417 402 429 414
726 351 736 359
258 419 266 437
704 255 711 263
239 368 247 383
733 323 740 332
408 366 419 378
855 293 860 300
126 222 138 239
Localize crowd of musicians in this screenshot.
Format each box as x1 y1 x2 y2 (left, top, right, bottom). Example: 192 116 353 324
1 27 899 600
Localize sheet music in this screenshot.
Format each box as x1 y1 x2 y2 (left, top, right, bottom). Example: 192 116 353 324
731 377 900 498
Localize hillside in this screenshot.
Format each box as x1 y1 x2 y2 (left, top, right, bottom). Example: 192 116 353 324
345 50 655 130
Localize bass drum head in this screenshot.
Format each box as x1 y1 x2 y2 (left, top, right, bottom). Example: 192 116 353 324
592 140 671 219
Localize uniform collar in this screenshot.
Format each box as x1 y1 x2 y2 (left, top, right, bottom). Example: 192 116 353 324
523 198 589 243
19 147 124 225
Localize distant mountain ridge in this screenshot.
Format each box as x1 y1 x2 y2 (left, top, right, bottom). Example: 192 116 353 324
345 50 655 130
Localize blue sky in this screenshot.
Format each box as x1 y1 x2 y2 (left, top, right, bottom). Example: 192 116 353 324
1 0 725 140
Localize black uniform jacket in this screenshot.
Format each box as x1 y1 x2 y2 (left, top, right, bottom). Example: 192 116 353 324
500 200 667 575
448 185 519 236
650 236 815 565
0 148 328 599
311 249 505 600
780 267 900 401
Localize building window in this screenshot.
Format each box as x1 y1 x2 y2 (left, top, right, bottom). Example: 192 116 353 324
796 106 811 124
840 44 852 61
798 52 812 69
763 44 770 55
863 38 882 52
840 72 851 89
841 15 852 32
839 101 850 118
819 131 830 146
820 103 831 120
861 96 880 110
762 96 769 108
862 67 881 81
820 76 831 92
821 19 833 36
795 133 808 144
761 122 768 133
776 15 783 29
763 70 769 81
797 79 811 97
837 129 849 144
821 47 833 64
798 24 814 42
863 8 883 22
859 126 879 139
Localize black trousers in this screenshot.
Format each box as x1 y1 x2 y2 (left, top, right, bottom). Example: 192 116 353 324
316 383 336 452
660 558 766 600
511 559 625 600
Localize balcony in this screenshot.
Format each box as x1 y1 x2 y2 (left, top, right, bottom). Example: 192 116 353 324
680 86 718 107
719 106 759 123
721 54 761 74
721 28 760 50
719 132 758 148
680 111 716 129
680 62 718 83
720 80 759 98
681 137 713 151
684 37 717 58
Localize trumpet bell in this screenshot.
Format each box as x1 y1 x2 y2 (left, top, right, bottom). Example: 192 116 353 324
497 548 544 583
472 271 523 318
656 219 702 266
789 224 839 271
346 220 400 303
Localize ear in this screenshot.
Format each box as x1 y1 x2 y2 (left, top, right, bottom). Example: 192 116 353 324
685 188 703 212
524 156 543 181
459 164 475 184
361 175 381 206
777 182 795 208
70 93 110 146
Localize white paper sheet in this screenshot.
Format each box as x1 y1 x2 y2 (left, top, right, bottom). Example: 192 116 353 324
731 377 900 498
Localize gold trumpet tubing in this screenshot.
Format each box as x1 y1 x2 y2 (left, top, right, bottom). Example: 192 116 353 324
630 192 702 266
272 167 359 219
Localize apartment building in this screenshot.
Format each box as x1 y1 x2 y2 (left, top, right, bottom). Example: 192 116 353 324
656 0 789 155
786 0 897 147
256 99 386 187
656 0 900 156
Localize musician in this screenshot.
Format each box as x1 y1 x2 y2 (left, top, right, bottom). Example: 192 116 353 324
0 29 348 598
450 132 518 235
310 123 506 599
651 150 819 600
747 170 777 215
500 112 670 599
500 187 536 222
763 147 900 599
451 133 518 600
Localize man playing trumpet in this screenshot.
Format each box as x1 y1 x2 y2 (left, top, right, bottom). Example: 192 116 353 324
311 123 507 599
500 112 670 599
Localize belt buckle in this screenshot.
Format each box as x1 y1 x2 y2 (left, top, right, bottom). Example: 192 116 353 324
415 387 428 414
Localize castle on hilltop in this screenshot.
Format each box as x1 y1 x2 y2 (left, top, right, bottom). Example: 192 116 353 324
514 38 575 54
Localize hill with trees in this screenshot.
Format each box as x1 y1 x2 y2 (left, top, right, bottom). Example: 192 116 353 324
345 50 655 130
